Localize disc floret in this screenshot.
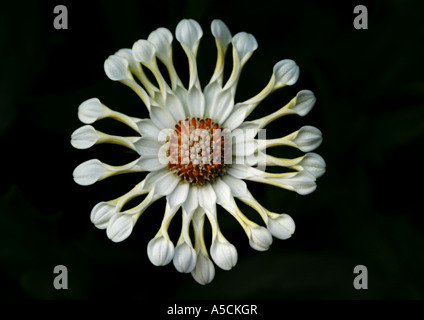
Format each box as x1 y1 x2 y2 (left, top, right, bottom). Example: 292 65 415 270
167 118 227 185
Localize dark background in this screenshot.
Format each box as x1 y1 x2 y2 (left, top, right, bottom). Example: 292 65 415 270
1 0 423 300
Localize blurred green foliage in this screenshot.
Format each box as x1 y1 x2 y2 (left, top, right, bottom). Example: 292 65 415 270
0 0 423 299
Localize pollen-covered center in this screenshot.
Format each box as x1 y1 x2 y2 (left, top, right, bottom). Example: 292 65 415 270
167 118 227 185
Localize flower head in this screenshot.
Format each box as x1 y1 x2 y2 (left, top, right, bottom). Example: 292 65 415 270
71 19 325 284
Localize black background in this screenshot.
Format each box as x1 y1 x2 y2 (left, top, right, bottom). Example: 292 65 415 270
1 0 423 300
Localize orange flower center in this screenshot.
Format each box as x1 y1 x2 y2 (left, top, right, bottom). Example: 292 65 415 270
167 118 228 185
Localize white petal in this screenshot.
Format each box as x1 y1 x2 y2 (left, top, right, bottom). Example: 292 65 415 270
244 151 267 167
204 81 220 117
248 225 273 251
73 159 142 186
73 159 108 186
142 169 169 191
150 105 176 129
174 84 189 106
222 102 249 131
221 174 249 198
204 82 234 125
210 235 238 270
292 90 316 116
104 55 131 81
226 164 251 180
164 92 186 122
290 126 323 152
120 188 162 216
132 39 156 65
220 179 269 224
71 125 100 149
147 27 173 61
186 86 205 118
90 202 116 230
211 19 232 48
231 32 258 65
209 19 232 85
198 184 217 214
176 19 203 54
249 90 317 130
278 171 317 195
115 48 140 74
147 234 175 266
153 171 180 196
191 252 215 285
259 126 323 153
262 170 317 195
136 119 161 140
235 121 261 137
211 178 232 207
136 155 167 171
71 130 137 151
273 59 299 87
134 138 161 156
167 182 190 209
297 152 326 178
106 214 134 242
116 48 159 96
78 98 110 124
173 242 197 273
267 214 295 240
231 128 257 157
182 186 199 216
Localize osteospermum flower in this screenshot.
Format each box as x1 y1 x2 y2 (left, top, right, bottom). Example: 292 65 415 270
71 19 325 284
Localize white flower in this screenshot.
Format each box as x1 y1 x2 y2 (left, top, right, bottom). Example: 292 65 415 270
71 19 325 284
